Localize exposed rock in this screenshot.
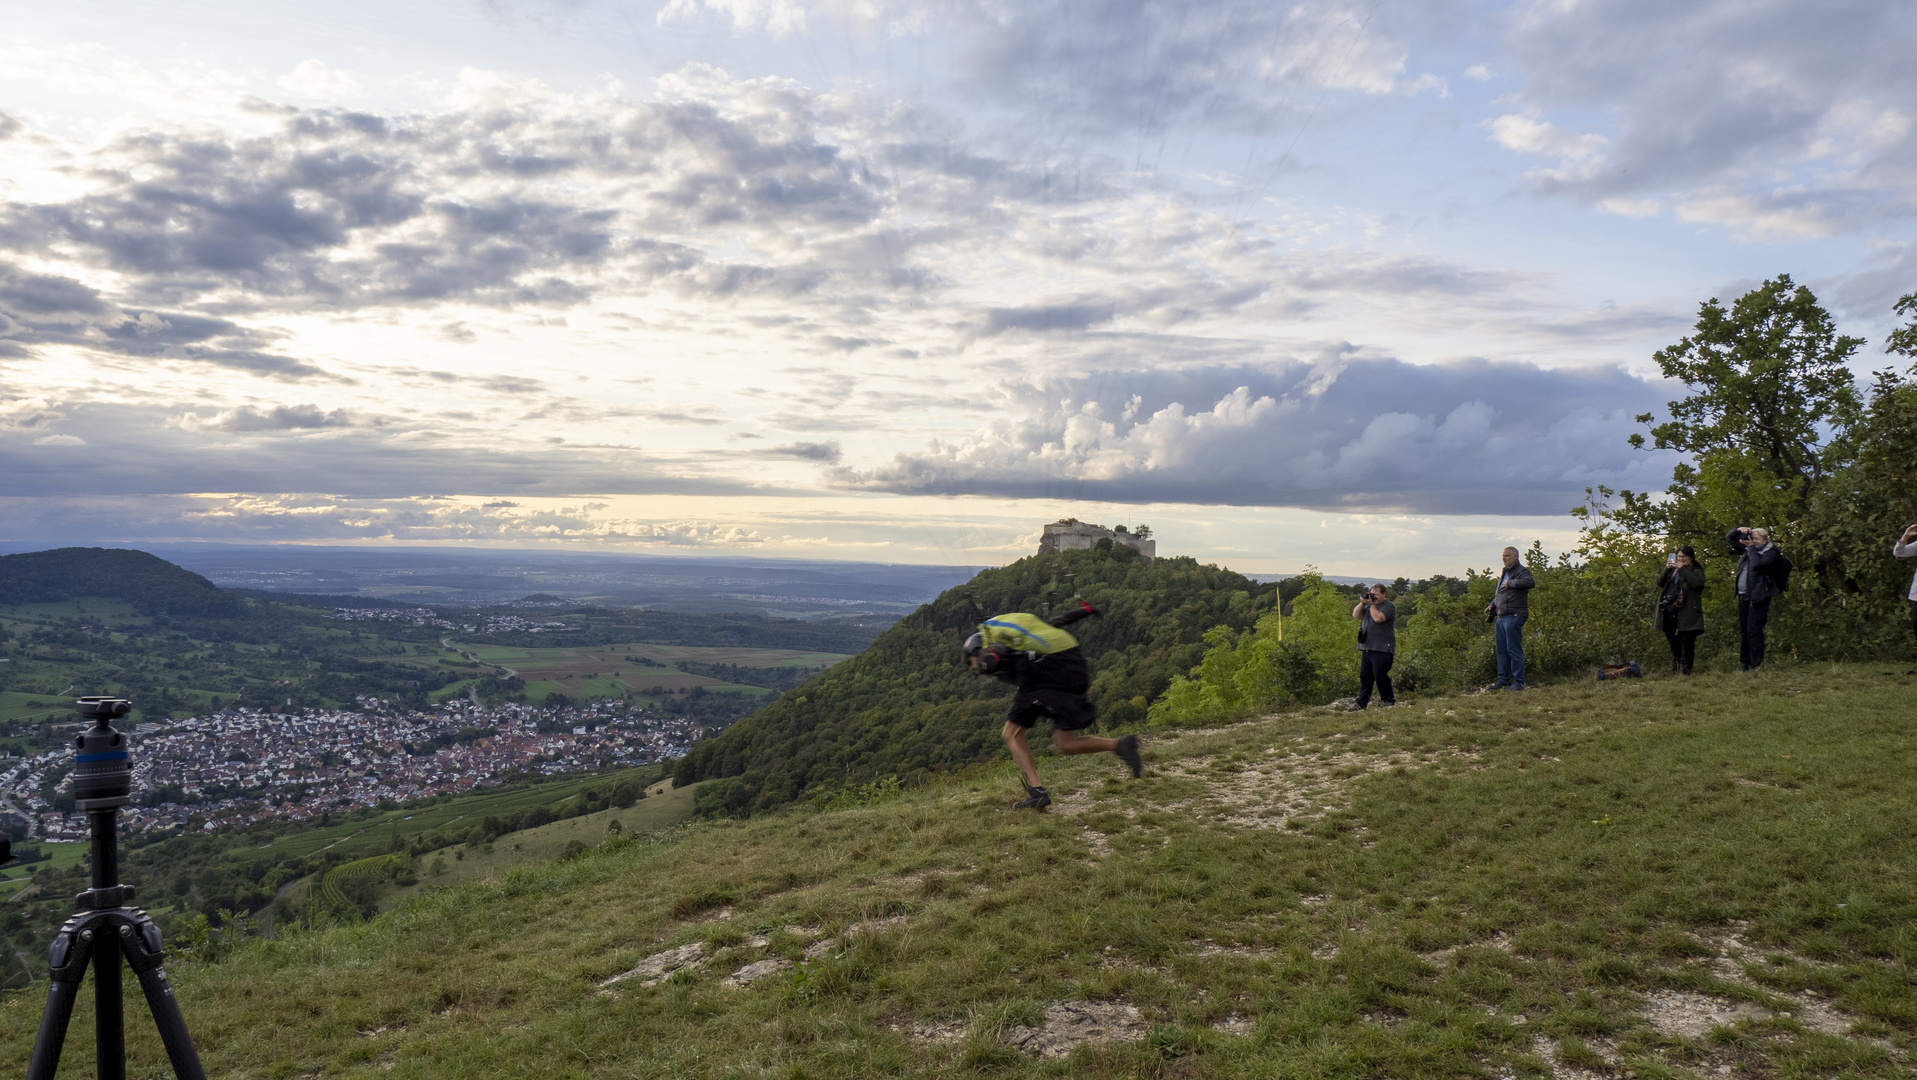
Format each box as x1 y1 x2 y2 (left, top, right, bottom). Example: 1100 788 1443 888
721 957 791 988
598 942 706 988
1212 1015 1255 1036
1002 1001 1151 1058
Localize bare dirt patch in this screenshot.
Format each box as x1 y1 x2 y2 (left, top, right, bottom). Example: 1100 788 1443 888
891 1018 968 1046
1002 1001 1152 1058
1642 990 1781 1039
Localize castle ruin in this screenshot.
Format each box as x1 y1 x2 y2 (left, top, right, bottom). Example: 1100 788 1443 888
1037 519 1156 561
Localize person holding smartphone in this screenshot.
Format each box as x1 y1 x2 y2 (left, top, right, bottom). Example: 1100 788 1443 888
1895 524 1917 659
1654 546 1705 674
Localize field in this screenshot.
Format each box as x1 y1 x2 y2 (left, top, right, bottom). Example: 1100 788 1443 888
5 664 1914 1078
0 841 90 901
429 641 848 706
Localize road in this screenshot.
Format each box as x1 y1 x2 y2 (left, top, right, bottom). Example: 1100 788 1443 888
441 637 517 703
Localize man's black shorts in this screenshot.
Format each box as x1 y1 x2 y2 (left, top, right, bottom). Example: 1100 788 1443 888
1006 647 1095 731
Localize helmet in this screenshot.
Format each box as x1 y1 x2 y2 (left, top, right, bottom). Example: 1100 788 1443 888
963 631 984 658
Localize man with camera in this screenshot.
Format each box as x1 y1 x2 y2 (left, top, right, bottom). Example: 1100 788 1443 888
1347 584 1397 710
1484 546 1535 691
1728 526 1786 671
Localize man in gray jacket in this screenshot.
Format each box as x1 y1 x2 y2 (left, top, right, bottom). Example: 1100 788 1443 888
1484 546 1535 690
1728 526 1784 671
1348 584 1396 710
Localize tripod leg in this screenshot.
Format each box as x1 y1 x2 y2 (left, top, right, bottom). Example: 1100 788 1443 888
26 923 95 1080
122 916 209 1080
97 932 126 1080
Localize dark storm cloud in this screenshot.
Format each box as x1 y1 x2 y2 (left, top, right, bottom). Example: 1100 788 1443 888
1501 0 1917 231
832 354 1676 515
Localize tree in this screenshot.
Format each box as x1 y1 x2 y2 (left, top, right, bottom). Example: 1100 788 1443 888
1624 275 1863 543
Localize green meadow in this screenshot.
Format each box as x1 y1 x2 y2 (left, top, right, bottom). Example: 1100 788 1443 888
4 664 1912 1078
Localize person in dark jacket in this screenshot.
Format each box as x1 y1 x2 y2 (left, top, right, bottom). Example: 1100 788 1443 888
963 602 1142 810
1484 546 1536 690
1654 546 1705 674
1728 527 1783 671
1347 584 1397 710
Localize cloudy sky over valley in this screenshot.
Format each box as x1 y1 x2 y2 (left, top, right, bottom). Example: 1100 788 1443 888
2 0 1913 574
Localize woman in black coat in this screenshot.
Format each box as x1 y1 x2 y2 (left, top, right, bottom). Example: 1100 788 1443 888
1655 546 1705 674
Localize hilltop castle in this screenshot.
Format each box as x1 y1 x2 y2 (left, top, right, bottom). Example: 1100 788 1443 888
1037 519 1156 561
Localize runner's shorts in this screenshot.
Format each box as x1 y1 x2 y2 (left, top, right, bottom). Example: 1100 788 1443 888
1007 688 1097 731
1006 647 1095 731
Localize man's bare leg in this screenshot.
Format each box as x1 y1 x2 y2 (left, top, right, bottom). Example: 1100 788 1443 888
1001 721 1043 788
1053 729 1117 755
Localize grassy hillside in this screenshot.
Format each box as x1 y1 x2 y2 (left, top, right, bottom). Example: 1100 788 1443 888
12 666 1911 1077
674 546 1279 816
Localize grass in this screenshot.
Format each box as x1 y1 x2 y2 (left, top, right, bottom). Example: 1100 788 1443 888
3 664 1915 1078
389 782 702 901
242 765 665 863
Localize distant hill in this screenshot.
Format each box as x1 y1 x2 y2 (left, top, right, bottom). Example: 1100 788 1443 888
674 545 1278 816
0 547 239 617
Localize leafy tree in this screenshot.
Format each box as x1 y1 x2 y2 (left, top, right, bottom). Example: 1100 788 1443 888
1621 274 1863 545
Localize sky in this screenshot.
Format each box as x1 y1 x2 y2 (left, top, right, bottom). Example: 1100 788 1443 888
1 0 1913 576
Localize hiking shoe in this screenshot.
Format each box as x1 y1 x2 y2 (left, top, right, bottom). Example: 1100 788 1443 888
1013 786 1051 810
1114 734 1143 778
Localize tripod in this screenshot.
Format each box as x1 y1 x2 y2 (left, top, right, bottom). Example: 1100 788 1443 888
26 698 206 1080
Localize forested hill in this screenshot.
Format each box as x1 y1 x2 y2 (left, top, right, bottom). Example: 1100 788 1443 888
673 545 1279 816
0 547 238 617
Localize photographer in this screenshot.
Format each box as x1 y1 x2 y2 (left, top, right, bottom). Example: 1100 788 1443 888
1727 527 1785 671
1347 584 1397 710
1654 546 1705 675
1895 524 1917 658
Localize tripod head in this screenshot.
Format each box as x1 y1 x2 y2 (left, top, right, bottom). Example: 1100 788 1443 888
72 697 133 810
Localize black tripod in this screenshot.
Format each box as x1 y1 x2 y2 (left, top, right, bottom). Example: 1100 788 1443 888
26 697 206 1080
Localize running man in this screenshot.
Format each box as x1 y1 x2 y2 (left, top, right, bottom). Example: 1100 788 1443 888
964 602 1143 810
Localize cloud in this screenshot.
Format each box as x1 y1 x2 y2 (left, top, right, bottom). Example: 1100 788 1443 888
831 354 1677 514
983 303 1116 336
173 404 362 432
0 401 769 499
31 434 84 446
276 59 361 100
1497 0 1917 237
760 440 842 462
660 0 1449 134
